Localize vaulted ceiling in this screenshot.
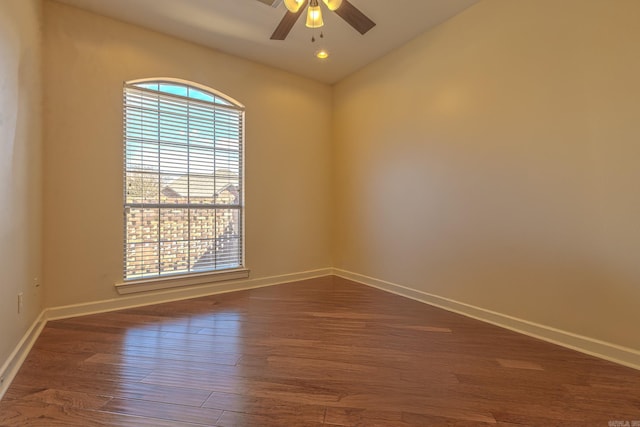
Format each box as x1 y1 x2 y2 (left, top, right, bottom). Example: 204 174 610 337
53 0 479 84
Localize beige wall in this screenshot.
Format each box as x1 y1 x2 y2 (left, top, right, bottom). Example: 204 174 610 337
333 0 640 350
0 0 43 366
43 1 332 307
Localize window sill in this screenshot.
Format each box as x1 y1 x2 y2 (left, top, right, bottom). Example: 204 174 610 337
115 268 250 295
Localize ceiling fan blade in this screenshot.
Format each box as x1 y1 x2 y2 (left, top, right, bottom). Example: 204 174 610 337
256 0 282 6
270 0 309 40
334 0 375 35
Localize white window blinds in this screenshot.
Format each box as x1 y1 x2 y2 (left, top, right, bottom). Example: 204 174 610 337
123 81 244 280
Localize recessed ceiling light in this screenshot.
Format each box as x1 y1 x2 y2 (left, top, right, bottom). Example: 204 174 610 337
316 49 329 59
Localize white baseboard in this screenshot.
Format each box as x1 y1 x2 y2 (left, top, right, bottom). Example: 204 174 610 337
46 268 333 321
334 268 640 371
0 311 47 400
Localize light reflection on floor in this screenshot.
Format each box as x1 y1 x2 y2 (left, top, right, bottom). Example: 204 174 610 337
114 310 245 407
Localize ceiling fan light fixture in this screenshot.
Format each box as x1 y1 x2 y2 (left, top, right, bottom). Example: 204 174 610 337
315 49 329 59
305 3 324 28
283 0 304 13
321 0 342 11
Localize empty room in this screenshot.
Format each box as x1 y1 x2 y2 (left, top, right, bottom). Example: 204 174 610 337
1 0 640 425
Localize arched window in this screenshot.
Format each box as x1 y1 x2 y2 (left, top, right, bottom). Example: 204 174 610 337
123 79 244 281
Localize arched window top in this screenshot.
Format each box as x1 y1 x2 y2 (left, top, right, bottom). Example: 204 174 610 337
126 78 244 109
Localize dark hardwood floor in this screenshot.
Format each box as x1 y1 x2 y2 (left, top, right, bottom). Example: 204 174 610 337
1 276 639 426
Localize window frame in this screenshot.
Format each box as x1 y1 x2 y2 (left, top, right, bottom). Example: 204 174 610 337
117 78 248 294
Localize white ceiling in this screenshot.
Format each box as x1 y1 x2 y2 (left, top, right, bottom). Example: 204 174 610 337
52 0 479 84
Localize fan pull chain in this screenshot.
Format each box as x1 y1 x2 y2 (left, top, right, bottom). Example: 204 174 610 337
311 30 324 42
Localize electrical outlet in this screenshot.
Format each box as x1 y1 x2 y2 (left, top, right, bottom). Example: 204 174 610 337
18 292 24 314
33 277 40 288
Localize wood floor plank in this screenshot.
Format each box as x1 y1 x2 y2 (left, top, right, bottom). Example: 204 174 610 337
99 382 212 407
215 410 325 427
3 276 640 425
0 399 203 426
21 389 112 410
100 398 223 425
496 358 545 371
202 391 326 423
325 407 501 427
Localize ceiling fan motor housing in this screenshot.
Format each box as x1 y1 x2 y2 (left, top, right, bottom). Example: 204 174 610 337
270 0 375 40
284 0 342 13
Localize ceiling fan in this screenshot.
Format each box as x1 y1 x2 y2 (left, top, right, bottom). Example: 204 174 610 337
258 0 376 41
